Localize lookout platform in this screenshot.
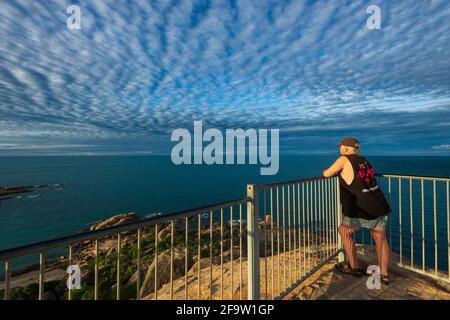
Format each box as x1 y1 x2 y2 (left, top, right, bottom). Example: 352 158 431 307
283 255 450 300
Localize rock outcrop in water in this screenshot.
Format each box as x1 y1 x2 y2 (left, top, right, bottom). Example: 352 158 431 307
0 186 32 197
0 184 65 202
89 213 139 231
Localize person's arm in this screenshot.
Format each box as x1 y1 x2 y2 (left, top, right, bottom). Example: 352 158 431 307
322 156 346 177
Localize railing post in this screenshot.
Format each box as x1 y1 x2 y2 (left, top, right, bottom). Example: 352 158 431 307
4 261 10 300
247 184 260 300
335 177 345 262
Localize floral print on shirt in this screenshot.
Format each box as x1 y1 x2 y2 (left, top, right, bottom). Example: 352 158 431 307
356 162 377 188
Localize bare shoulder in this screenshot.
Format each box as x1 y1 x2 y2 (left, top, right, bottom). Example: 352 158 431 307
337 156 349 164
339 155 352 168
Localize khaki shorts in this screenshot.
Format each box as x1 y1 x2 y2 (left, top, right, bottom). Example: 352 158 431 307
341 215 388 229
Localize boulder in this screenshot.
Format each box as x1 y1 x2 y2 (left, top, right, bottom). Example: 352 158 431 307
89 213 139 231
72 213 141 263
139 248 194 297
157 224 172 241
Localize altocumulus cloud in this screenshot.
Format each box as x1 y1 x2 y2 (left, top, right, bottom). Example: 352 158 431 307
0 0 449 155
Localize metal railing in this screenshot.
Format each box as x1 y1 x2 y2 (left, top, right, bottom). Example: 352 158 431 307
357 174 450 284
2 173 449 300
0 198 251 300
0 175 343 300
249 176 343 299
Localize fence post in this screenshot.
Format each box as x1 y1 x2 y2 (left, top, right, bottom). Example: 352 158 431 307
247 184 260 300
336 177 345 262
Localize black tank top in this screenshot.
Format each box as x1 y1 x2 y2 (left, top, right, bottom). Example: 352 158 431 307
339 155 390 219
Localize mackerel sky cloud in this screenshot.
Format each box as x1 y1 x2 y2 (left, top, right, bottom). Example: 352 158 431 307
0 0 449 155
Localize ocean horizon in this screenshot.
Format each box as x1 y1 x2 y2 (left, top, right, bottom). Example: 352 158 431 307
1 155 449 254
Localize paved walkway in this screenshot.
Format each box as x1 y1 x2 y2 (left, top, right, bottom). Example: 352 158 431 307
284 257 450 300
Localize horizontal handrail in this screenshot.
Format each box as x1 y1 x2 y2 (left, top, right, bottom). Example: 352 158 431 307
378 173 450 182
255 175 332 189
0 197 250 261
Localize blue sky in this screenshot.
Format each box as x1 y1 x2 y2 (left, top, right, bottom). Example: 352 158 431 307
0 0 449 156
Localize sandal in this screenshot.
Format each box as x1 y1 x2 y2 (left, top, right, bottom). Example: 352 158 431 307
335 262 364 277
358 261 374 276
381 274 390 285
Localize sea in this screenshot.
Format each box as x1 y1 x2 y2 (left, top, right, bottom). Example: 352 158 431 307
0 156 449 272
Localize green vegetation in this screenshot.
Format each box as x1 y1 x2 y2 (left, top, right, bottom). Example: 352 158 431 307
3 221 244 300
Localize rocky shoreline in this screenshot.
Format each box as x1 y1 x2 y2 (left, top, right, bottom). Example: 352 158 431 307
0 184 65 202
0 211 316 300
0 184 64 196
0 212 244 299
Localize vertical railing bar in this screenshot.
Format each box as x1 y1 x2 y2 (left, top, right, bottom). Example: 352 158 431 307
68 246 72 301
410 178 414 268
447 181 449 280
4 261 10 300
220 208 224 300
154 224 159 300
311 181 314 269
263 201 267 300
323 180 327 258
333 177 337 252
170 221 174 300
321 180 325 261
325 179 328 256
319 180 326 260
276 186 280 295
329 179 333 252
94 239 99 300
315 180 319 263
185 217 189 300
433 180 438 276
337 177 340 255
307 181 311 272
198 214 201 300
320 180 324 261
324 179 328 257
270 188 274 299
210 210 213 300
311 181 318 266
297 183 301 277
293 183 297 280
316 180 319 260
39 252 44 300
314 181 318 265
388 177 392 253
230 206 235 300
239 205 243 300
337 176 344 262
282 185 286 291
326 179 330 257
116 233 121 301
331 178 335 252
399 178 403 266
287 184 292 287
302 183 306 276
262 191 267 300
316 180 320 261
137 229 141 300
421 179 425 272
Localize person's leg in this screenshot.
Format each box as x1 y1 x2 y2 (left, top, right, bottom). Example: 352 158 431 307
371 229 382 268
338 224 360 269
371 226 390 276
